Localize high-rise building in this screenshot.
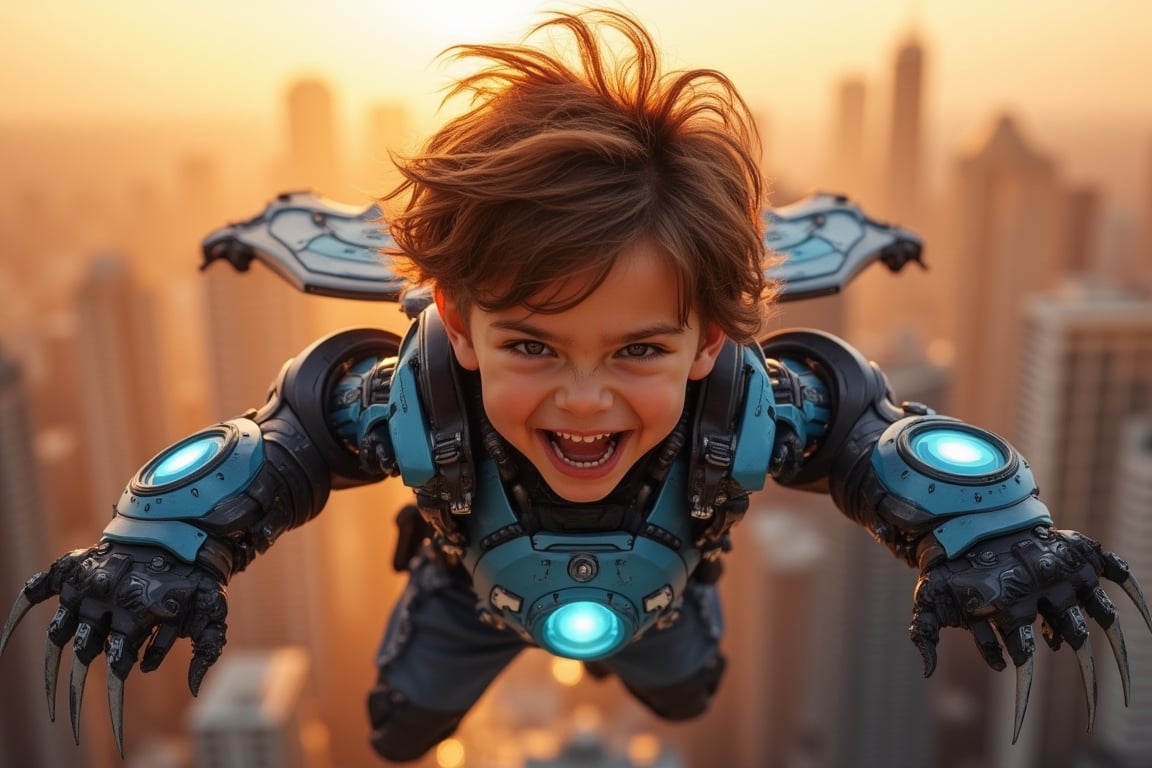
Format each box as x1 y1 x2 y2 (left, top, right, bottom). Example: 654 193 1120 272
839 34 943 361
73 256 174 504
1141 140 1152 293
712 503 832 767
826 78 868 201
1015 281 1152 534
189 647 331 768
1060 186 1103 276
0 349 78 768
279 79 342 199
945 113 1064 439
998 281 1152 766
887 35 924 225
358 101 410 194
1090 418 1152 767
72 255 191 766
826 358 947 768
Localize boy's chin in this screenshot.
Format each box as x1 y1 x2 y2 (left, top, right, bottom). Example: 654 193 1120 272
545 482 617 504
534 465 626 504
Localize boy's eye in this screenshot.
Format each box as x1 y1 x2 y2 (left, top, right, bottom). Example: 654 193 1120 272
510 340 551 357
619 343 661 358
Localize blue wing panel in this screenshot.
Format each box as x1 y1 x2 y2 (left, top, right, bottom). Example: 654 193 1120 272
202 190 923 307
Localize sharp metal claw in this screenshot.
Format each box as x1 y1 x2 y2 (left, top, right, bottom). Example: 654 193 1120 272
45 638 63 722
1012 654 1034 745
1074 636 1097 733
1120 573 1152 634
1103 620 1131 707
108 671 125 759
0 591 32 656
69 652 89 745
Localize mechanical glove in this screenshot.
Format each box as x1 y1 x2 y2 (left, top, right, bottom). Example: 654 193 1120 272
910 525 1151 743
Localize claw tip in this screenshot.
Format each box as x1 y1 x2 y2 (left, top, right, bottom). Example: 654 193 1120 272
1 591 34 657
916 643 937 678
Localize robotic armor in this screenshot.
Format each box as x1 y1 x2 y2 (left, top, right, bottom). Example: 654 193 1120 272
3 192 1148 757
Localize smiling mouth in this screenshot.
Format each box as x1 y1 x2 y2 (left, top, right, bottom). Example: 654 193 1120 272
546 430 621 468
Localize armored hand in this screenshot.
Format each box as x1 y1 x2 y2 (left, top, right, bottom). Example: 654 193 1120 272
0 542 227 755
759 330 1152 745
910 526 1151 743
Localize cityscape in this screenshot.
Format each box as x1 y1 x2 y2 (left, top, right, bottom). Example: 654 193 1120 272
2 4 1152 768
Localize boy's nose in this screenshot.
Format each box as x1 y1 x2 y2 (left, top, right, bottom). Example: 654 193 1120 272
554 374 613 414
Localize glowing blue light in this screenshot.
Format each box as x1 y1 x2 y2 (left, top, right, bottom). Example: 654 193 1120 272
540 601 626 660
149 436 226 484
910 429 1004 476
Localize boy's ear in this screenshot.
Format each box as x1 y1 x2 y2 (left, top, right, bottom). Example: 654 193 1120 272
688 322 728 380
434 289 480 371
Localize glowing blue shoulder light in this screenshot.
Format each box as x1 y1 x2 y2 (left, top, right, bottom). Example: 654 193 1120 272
907 428 1006 478
890 419 1019 486
144 435 228 486
872 416 1037 522
537 600 628 660
118 419 265 522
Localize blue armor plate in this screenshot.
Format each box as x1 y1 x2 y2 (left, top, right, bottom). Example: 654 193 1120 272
200 191 922 308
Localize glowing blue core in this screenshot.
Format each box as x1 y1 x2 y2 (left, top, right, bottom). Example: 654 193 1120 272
149 436 226 485
540 601 626 660
910 429 1004 476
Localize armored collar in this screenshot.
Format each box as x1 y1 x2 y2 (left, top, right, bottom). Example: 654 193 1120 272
412 306 748 524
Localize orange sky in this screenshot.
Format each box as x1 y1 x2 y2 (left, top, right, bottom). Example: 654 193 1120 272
5 1 1150 120
2 1 1151 204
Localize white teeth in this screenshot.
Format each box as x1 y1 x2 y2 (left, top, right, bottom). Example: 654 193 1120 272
550 438 616 468
555 432 611 443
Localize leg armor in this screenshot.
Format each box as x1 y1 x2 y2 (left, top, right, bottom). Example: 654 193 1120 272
604 581 726 720
366 683 467 763
368 547 524 761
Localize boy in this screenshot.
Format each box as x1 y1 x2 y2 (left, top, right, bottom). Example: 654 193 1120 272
1 8 1145 764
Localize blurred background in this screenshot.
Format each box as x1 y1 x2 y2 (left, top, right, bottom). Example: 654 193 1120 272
2 1 1151 767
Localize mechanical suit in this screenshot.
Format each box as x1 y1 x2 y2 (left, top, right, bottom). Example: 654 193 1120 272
1 193 1147 761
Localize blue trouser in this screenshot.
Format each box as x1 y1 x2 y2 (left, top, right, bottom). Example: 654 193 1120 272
366 549 725 761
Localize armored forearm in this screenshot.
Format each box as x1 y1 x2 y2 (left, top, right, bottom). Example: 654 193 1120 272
763 329 1050 569
102 328 401 579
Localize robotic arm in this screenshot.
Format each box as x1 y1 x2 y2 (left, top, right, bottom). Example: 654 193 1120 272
0 327 400 755
760 329 1152 744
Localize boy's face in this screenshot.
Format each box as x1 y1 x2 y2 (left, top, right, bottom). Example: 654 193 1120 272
437 240 726 503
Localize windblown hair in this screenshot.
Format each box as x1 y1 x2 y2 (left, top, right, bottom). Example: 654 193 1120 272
382 8 776 342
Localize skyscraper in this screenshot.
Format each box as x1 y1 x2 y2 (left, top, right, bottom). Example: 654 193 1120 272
839 34 942 361
1092 418 1152 767
827 78 868 202
0 349 77 768
72 255 189 766
945 114 1064 439
714 503 833 767
73 256 174 504
189 647 331 768
1002 281 1152 766
358 101 410 194
1060 185 1103 276
887 35 924 225
279 78 342 199
1141 140 1152 293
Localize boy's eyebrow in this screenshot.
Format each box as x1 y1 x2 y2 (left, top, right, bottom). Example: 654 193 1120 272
490 319 685 345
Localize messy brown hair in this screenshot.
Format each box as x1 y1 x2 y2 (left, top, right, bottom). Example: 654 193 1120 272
382 8 776 343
